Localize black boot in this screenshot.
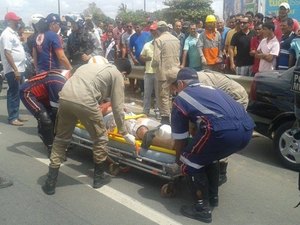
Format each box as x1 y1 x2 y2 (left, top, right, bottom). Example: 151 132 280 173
42 167 59 195
160 116 170 125
219 161 228 186
206 162 220 207
93 163 111 188
181 200 212 223
183 172 212 223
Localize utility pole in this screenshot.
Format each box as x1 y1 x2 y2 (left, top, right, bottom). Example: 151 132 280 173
144 0 146 11
58 0 61 17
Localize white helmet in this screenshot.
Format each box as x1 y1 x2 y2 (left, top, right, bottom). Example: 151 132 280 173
31 14 44 25
88 56 109 65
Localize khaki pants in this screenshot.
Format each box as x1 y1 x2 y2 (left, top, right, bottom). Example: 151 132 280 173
157 80 171 117
50 100 108 168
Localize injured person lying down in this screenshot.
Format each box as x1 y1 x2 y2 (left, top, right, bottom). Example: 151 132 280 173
100 102 174 150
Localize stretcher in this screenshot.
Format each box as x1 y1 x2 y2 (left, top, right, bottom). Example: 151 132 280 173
71 115 182 196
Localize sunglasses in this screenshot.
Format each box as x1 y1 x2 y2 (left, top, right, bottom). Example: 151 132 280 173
240 22 249 24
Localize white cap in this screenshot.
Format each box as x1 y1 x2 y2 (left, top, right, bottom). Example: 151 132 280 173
31 14 44 25
88 56 109 65
167 23 173 29
279 2 290 10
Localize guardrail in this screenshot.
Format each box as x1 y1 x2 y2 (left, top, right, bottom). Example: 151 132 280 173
128 66 253 95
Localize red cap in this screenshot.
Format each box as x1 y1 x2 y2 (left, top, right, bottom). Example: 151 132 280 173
149 23 158 31
5 12 21 21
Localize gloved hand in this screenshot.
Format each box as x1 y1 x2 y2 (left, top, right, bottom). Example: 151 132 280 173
123 133 136 145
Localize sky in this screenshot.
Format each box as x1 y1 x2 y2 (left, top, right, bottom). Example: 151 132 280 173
0 0 223 25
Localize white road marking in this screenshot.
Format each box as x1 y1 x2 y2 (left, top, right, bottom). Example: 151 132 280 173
17 146 182 225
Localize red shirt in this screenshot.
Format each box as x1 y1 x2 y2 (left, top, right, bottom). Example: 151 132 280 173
250 36 262 74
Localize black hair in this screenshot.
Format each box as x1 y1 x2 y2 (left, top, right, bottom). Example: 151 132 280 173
114 58 132 75
246 11 254 18
262 22 275 31
255 13 264 20
281 18 294 27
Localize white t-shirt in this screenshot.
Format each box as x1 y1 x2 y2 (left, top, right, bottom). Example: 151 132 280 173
257 36 280 72
0 27 26 74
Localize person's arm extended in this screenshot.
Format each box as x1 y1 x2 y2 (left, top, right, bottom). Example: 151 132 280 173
173 139 188 164
4 49 21 80
55 49 72 70
180 50 188 68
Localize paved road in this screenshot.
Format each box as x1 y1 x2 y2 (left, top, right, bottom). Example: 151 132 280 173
0 83 299 225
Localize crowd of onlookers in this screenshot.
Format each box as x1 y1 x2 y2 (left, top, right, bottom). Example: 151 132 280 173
1 2 300 125
1 3 299 222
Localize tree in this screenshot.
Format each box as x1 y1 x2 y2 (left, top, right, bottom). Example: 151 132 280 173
163 0 214 23
118 3 127 14
116 7 149 25
83 2 113 24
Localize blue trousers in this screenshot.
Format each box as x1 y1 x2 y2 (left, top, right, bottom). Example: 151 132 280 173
180 125 253 175
5 72 22 122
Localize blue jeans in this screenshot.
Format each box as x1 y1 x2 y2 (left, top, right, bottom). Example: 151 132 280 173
143 73 158 114
5 72 22 122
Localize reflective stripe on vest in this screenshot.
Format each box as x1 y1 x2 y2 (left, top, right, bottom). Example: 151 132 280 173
178 89 224 118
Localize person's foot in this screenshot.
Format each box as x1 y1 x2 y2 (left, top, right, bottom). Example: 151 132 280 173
180 202 212 223
9 119 24 126
18 117 29 122
0 176 13 189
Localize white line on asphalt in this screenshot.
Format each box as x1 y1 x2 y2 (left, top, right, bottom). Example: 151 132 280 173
17 146 182 225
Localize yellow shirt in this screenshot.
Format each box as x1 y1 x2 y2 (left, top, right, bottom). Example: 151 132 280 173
140 41 156 74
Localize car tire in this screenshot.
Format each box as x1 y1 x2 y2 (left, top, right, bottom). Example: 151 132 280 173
273 121 300 171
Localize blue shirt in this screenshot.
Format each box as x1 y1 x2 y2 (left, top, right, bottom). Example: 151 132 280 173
277 32 297 70
35 30 63 72
171 82 254 140
129 31 151 63
290 36 300 61
220 27 230 51
184 34 202 70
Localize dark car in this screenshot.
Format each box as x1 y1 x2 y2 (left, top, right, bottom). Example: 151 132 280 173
247 66 300 171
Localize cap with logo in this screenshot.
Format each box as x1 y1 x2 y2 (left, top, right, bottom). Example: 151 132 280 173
176 68 198 81
45 13 61 24
5 12 21 21
279 2 290 10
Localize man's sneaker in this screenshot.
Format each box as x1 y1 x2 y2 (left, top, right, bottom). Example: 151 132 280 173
180 201 212 223
9 119 24 126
